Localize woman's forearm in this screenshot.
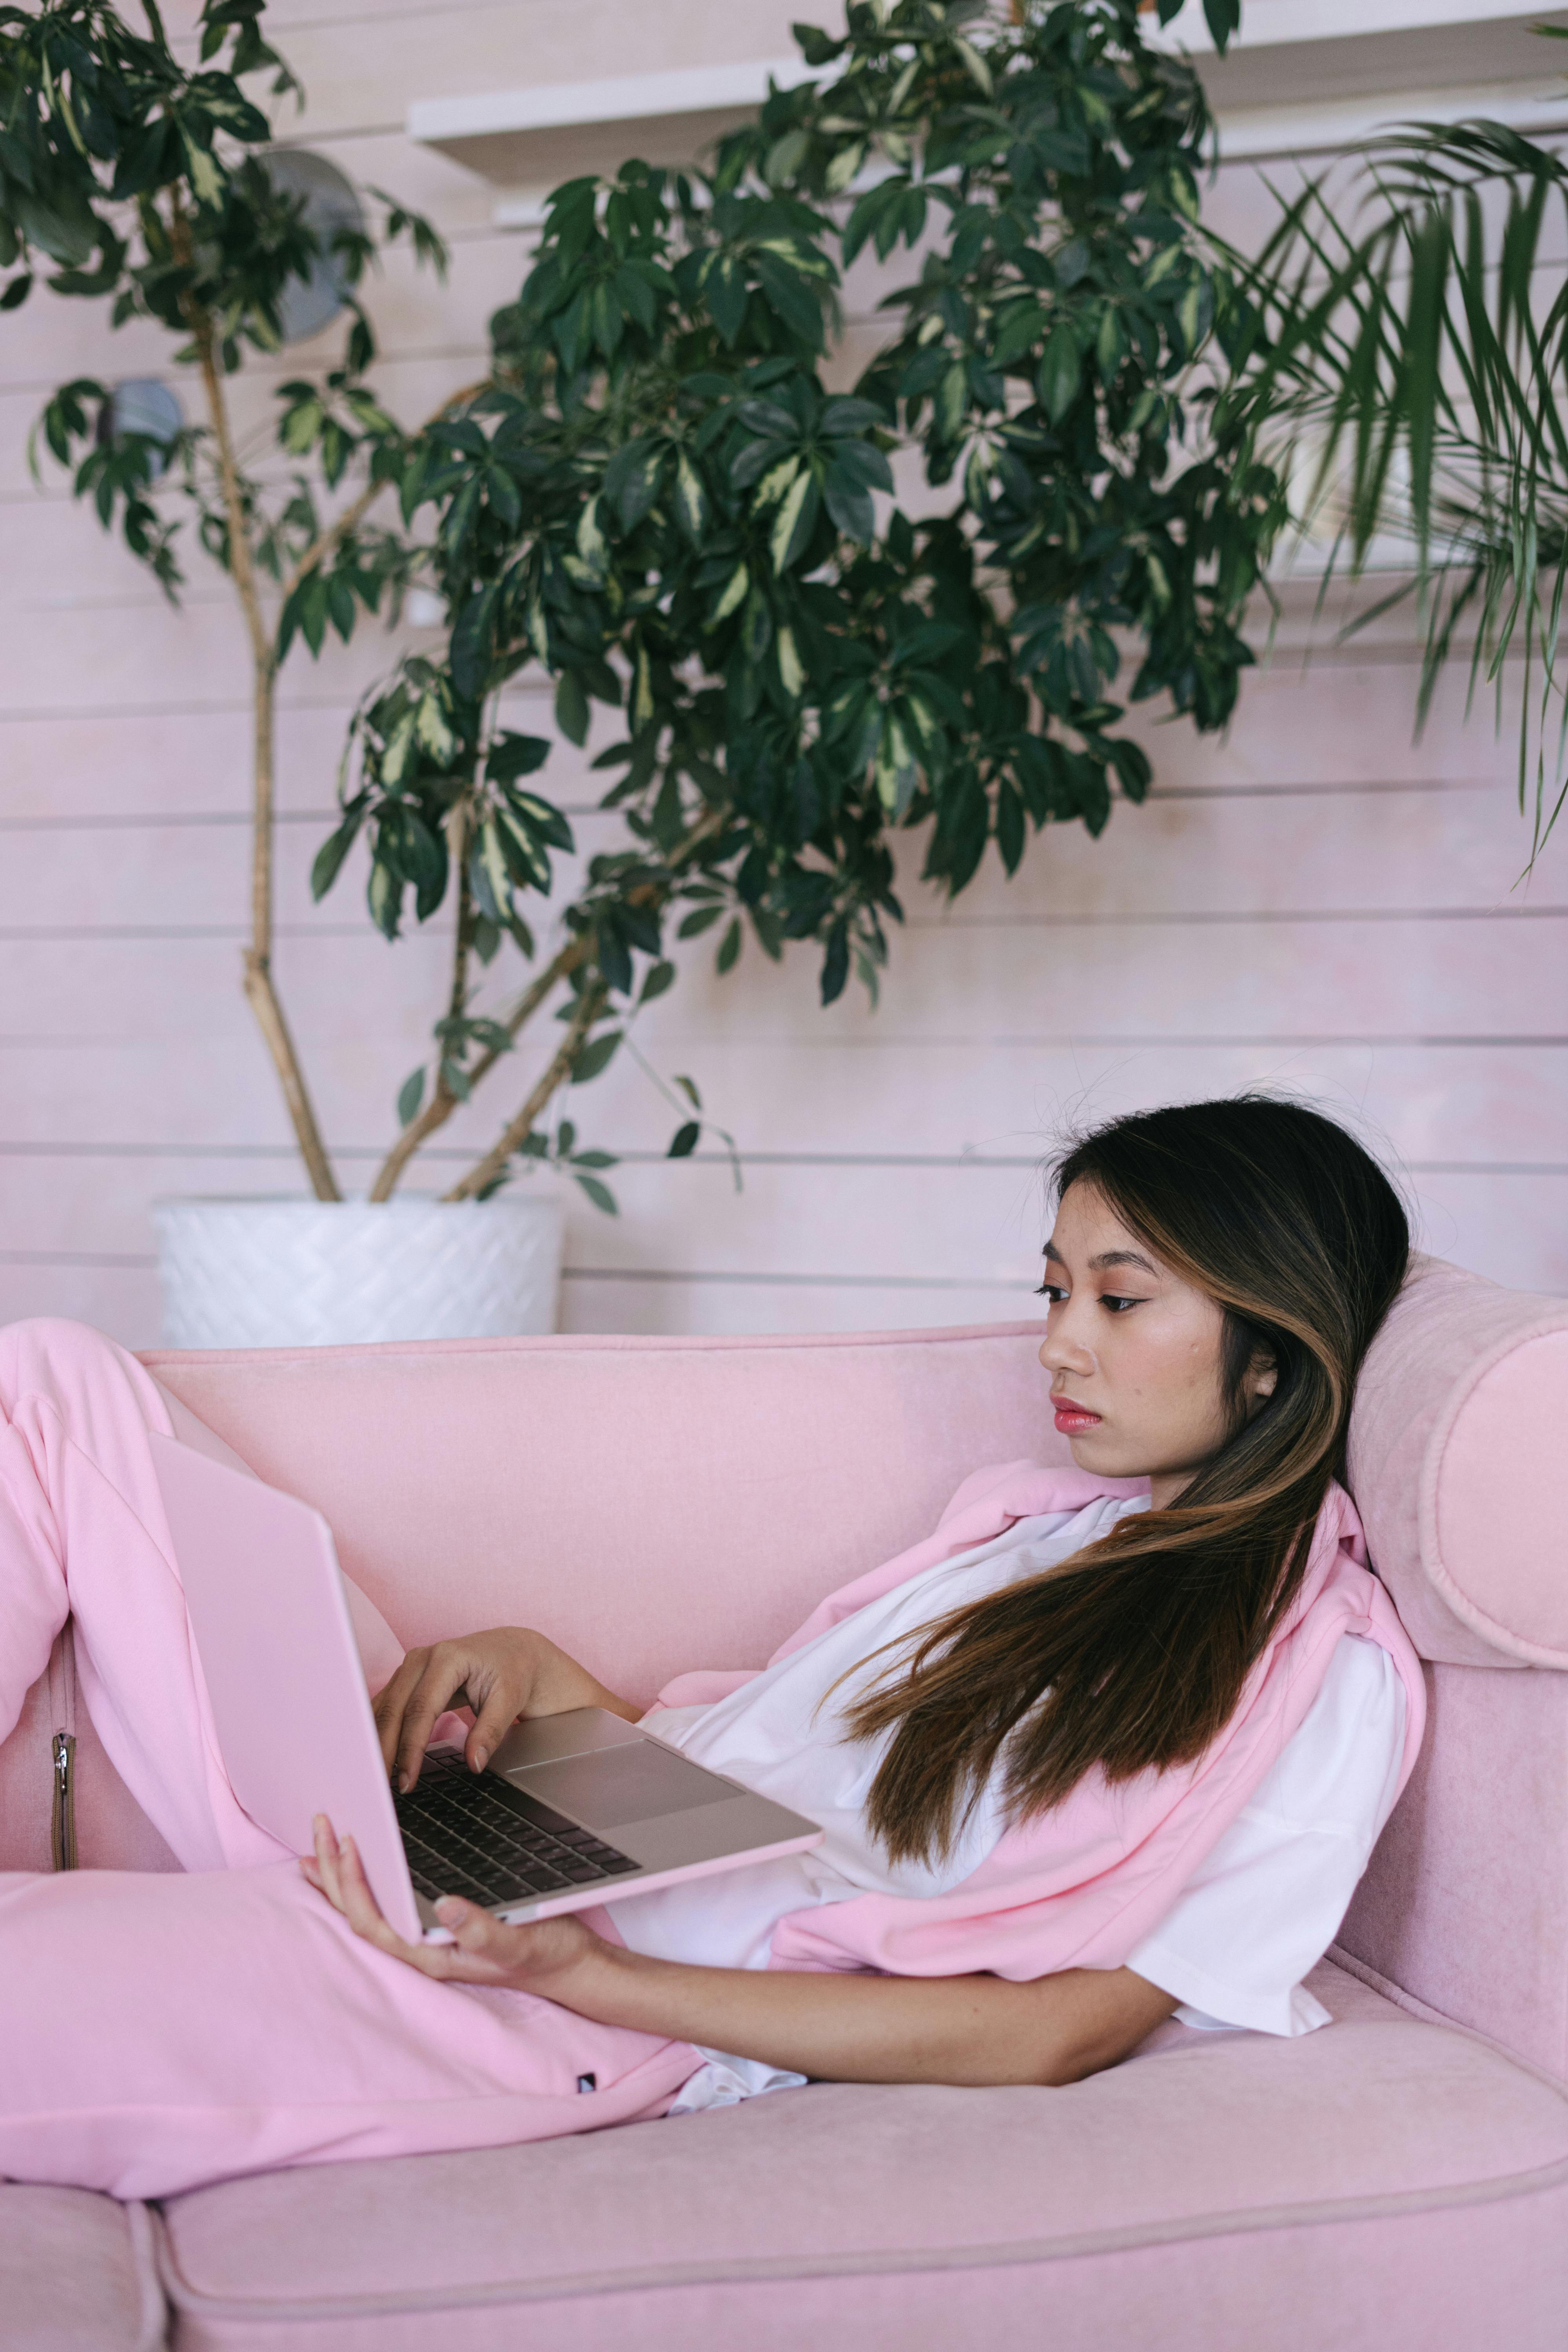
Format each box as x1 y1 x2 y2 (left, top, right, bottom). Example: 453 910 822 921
556 1943 1177 2089
312 1826 1178 2086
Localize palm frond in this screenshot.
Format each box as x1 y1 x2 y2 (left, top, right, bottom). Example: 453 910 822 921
1215 122 1568 855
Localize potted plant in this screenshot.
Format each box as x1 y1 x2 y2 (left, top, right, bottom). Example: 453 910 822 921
1217 22 1568 858
3 0 1276 1345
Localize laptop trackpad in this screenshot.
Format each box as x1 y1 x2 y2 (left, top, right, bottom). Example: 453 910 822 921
509 1740 737 1829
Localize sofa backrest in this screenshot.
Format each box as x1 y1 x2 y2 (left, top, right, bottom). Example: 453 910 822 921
140 1322 1067 1705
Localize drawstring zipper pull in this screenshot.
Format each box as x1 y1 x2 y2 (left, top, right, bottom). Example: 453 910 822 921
51 1730 77 1872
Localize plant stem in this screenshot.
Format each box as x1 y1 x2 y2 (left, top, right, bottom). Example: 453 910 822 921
441 983 608 1203
367 789 482 1205
444 795 477 1034
367 934 590 1200
178 208 341 1203
278 379 489 606
370 803 728 1200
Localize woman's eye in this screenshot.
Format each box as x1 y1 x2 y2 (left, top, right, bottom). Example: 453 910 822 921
1036 1281 1068 1302
1100 1293 1142 1314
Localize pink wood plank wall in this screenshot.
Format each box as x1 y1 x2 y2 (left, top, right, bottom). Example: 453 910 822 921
2 0 1563 1346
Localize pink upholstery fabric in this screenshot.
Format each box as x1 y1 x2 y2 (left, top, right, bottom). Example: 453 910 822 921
151 1962 1568 2352
139 1325 1066 1701
0 2189 162 2352
1348 1256 1568 1667
1339 1662 1568 2080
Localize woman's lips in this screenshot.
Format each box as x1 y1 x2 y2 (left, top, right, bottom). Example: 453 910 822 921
1053 1401 1102 1434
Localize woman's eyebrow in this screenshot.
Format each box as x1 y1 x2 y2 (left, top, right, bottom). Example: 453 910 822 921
1088 1248 1159 1276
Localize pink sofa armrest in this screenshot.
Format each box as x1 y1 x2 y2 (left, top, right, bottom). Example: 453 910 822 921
1348 1257 1568 1668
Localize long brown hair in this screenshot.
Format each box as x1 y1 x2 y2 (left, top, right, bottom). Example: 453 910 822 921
847 1096 1410 1866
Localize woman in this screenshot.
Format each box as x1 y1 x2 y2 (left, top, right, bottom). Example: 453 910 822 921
0 1097 1423 2197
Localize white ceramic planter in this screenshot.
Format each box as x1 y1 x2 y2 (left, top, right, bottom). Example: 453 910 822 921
153 1194 566 1349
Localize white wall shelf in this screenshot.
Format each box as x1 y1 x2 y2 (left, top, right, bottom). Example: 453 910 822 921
410 9 1568 217
408 57 811 209
1153 0 1568 156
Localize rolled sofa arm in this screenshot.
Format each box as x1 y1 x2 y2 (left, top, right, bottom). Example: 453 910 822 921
1339 1258 1568 2079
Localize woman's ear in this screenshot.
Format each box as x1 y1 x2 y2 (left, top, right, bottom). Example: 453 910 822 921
1249 1349 1278 1403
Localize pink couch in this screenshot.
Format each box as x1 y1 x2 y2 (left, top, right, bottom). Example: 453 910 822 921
4 1254 1568 2352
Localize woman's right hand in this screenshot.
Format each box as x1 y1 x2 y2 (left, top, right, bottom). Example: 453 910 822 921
372 1626 639 1792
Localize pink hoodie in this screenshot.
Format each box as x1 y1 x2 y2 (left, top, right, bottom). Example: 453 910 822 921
657 1463 1426 1984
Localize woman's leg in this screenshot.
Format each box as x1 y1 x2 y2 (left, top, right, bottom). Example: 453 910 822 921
0 1318 699 2195
0 1317 283 1870
0 1860 697 2198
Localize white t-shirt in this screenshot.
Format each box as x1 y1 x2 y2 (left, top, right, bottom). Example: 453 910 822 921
606 1495 1406 2114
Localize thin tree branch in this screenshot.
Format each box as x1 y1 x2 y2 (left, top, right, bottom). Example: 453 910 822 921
367 934 590 1201
279 378 489 605
175 194 340 1202
442 983 608 1203
370 802 730 1200
444 797 477 1035
367 791 482 1205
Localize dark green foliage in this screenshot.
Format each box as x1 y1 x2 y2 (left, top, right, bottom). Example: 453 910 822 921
5 1 440 612
5 0 1279 1199
353 0 1279 1017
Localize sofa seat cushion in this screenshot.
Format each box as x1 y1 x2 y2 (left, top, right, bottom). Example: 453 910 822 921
0 2186 163 2350
154 1963 1568 2352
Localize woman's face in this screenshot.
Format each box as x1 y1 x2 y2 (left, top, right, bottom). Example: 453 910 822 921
1037 1181 1274 1508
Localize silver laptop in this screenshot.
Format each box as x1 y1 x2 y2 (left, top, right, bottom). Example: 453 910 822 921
148 1432 822 1945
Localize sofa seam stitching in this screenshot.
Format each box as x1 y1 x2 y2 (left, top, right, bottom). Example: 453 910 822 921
134 1323 1045 1372
1327 1940 1568 2098
125 2199 172 2352
148 2148 1568 2321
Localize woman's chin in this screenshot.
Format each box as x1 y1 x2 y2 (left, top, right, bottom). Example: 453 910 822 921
1065 1426 1137 1477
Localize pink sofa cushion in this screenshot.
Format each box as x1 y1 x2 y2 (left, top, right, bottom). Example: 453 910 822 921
0 2187 163 2351
151 1962 1568 2352
1348 1256 1568 1667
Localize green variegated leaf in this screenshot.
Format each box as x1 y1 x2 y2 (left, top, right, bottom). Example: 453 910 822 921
414 691 454 762
751 454 801 511
495 804 550 887
632 641 656 732
769 468 817 573
479 814 513 914
711 559 750 623
776 624 805 697
673 451 709 542
379 707 417 786
575 495 609 579
952 35 993 96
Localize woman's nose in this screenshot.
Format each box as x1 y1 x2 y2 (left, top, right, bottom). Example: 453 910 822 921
1038 1317 1095 1378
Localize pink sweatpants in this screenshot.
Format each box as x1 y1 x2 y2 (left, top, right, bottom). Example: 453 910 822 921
0 1319 699 2198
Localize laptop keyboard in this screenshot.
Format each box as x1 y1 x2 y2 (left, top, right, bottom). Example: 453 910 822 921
394 1747 642 1909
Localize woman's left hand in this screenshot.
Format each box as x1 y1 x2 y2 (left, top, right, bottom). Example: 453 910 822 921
301 1814 607 2000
